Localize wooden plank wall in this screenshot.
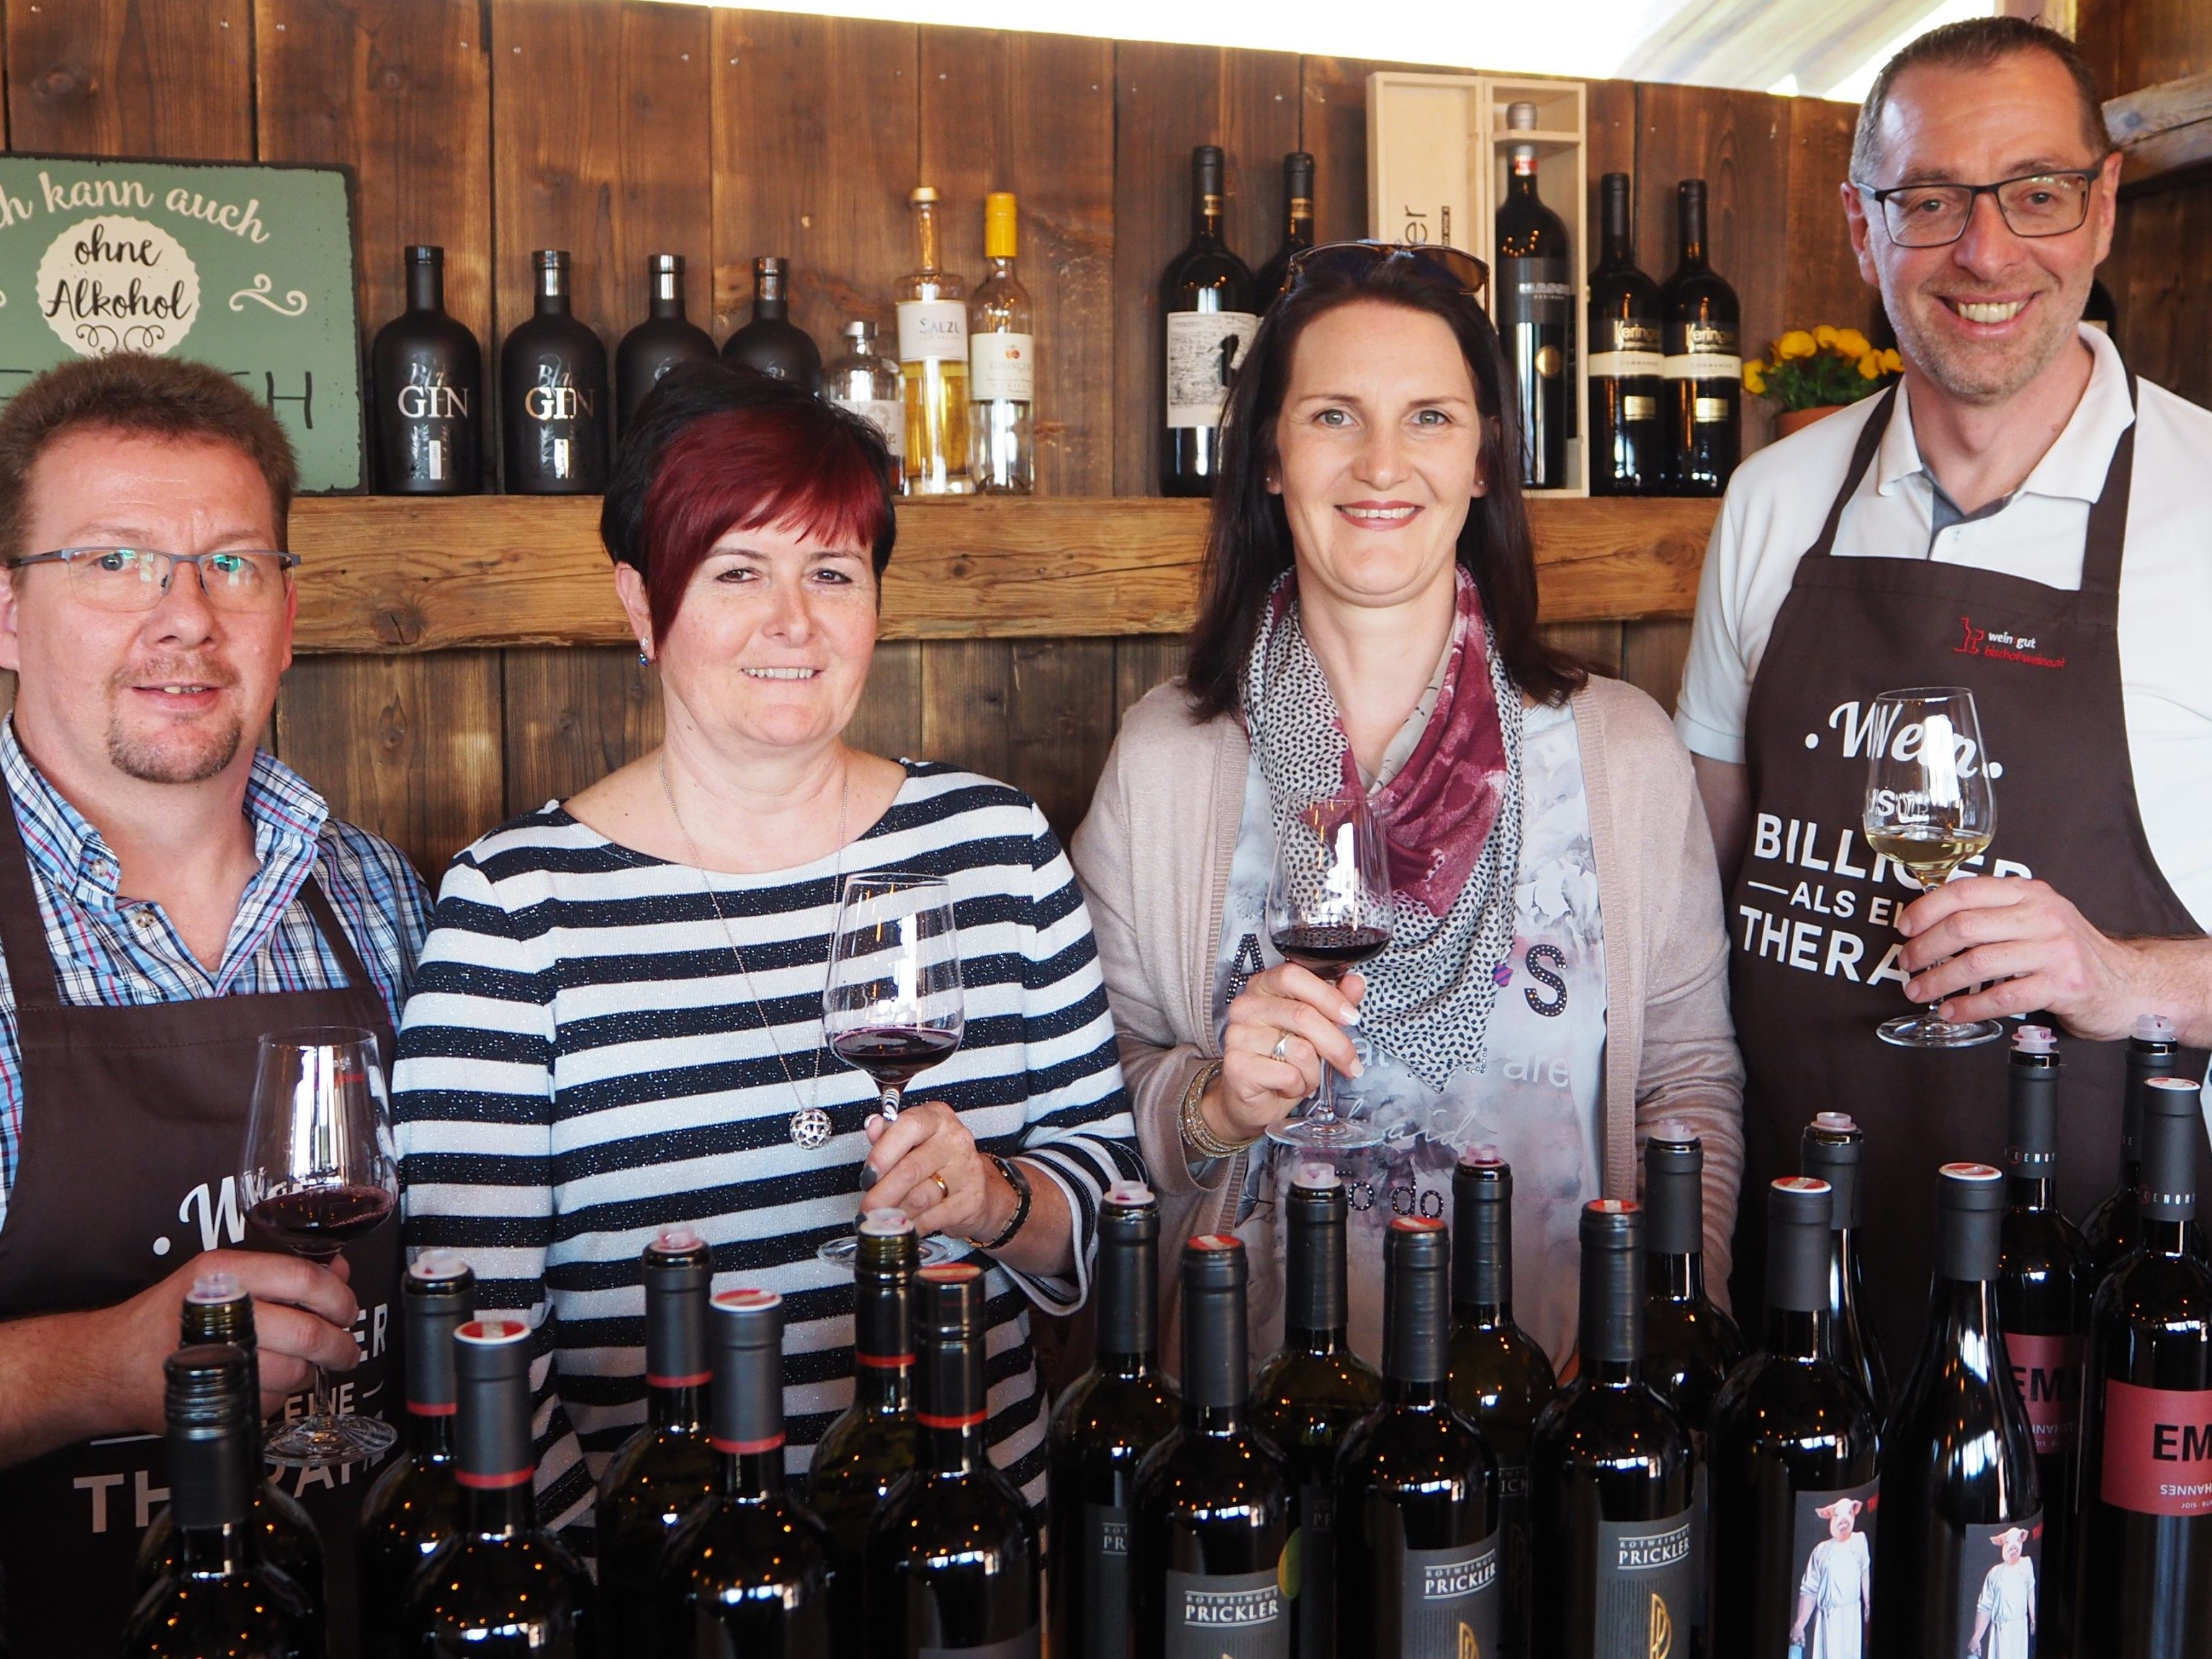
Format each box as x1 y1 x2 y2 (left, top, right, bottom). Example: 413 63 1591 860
3 0 1868 879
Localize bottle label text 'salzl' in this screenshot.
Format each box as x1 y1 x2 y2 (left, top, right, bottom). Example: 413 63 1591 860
1164 310 1259 430
1399 1538 1501 1655
969 333 1035 402
1592 1510 1695 1658
1164 1566 1290 1659
2099 1381 2212 1516
2004 1331 2085 1457
897 300 968 361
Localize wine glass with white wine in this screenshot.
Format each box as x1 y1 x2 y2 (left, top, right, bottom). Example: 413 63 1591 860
1861 686 2002 1048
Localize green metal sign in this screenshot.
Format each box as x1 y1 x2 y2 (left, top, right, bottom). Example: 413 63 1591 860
0 156 364 493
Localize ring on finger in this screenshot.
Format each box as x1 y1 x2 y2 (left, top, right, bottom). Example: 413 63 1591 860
1271 1033 1292 1062
929 1173 950 1206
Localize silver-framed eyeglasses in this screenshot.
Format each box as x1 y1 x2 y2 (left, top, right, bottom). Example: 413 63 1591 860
4 547 300 613
1854 168 2099 248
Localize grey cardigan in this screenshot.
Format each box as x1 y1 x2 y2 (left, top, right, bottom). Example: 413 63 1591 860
1069 673 1747 1365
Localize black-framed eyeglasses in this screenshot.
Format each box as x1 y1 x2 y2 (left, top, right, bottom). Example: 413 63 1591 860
4 547 300 614
1854 168 2100 248
1286 241 1490 302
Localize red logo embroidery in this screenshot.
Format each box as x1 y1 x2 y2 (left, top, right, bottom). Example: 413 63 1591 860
1953 615 2064 670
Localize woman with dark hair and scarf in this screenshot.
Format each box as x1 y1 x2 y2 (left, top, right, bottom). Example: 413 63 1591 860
1071 246 1744 1367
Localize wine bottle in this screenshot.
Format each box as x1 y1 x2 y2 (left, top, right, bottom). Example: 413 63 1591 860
2075 1074 2212 1653
1251 1166 1383 1659
1659 179 1740 495
2082 1014 2181 1277
1530 1200 1697 1659
1707 1177 1880 1659
1159 145 1258 498
500 248 608 494
1869 1164 2043 1658
722 256 823 394
123 1345 321 1659
809 1208 920 1658
1133 1234 1295 1659
1048 1182 1180 1659
1802 1112 1891 1416
825 319 907 493
596 1228 719 1646
658 1287 832 1658
1586 174 1663 496
1447 1150 1555 1659
615 253 717 438
1251 152 1316 310
865 1261 1041 1657
397 1318 594 1655
1996 1025 2090 1655
896 186 973 496
138 1274 326 1618
359 1252 476 1659
968 192 1035 495
372 244 482 494
1334 1216 1502 1657
1496 102 1573 490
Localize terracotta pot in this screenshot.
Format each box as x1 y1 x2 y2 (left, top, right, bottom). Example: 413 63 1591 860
1775 403 1847 439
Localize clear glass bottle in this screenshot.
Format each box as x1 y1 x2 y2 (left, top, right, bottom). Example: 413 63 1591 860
968 192 1035 494
827 319 907 493
895 186 971 495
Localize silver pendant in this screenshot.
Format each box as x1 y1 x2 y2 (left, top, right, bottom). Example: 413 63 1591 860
789 1106 834 1151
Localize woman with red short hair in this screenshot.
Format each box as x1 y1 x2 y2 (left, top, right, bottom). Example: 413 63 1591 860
392 365 1139 1534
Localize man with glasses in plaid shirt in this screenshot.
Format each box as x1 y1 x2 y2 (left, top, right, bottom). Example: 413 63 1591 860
0 353 427 1652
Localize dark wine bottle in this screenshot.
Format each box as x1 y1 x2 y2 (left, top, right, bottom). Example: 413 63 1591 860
1586 173 1663 496
123 1345 322 1659
1659 179 1740 495
1496 102 1574 490
1048 1182 1180 1659
397 1318 594 1655
722 256 823 393
1447 1151 1555 1659
1133 1234 1295 1659
615 254 717 439
865 1261 1041 1658
359 1252 475 1659
1870 1164 2043 1658
2082 1015 2181 1277
596 1228 719 1647
1159 145 1258 498
1802 1112 1891 1416
1251 152 1316 310
809 1208 920 1659
2076 1074 2212 1653
659 1287 832 1658
1334 1216 1502 1657
500 248 608 495
1707 1177 1880 1659
372 244 483 494
1250 1166 1383 1659
1530 1200 1697 1659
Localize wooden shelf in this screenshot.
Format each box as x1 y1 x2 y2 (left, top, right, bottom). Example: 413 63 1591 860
287 493 1717 655
2108 71 2212 190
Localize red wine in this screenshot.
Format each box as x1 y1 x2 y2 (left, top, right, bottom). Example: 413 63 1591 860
500 248 608 495
1587 172 1663 495
830 1025 961 1089
1251 152 1315 311
2082 1015 2181 1277
1802 1112 1891 1416
1496 102 1574 490
372 244 482 494
1660 179 1740 495
1269 925 1391 982
614 253 717 439
1159 145 1257 498
246 1183 395 1259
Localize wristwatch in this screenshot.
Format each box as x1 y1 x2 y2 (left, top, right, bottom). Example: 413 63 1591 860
968 1152 1033 1251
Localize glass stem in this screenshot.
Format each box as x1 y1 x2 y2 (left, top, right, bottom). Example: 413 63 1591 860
880 1084 902 1123
306 1362 332 1425
1314 1056 1337 1126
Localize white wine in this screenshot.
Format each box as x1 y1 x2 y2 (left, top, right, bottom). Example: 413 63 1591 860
1865 825 1992 887
896 186 973 496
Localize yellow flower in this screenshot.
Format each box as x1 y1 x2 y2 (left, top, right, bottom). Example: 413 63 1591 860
1744 360 1768 395
1858 353 1882 380
1881 347 1904 374
1814 325 1839 348
1834 328 1873 360
1775 330 1817 361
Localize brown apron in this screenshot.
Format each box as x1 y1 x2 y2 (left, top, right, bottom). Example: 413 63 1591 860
1727 375 2208 1370
0 789 400 1659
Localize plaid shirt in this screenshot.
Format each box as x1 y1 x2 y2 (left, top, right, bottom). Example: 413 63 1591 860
0 720 430 1229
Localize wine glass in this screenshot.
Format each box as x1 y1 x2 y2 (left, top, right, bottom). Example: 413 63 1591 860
817 872 966 1269
240 1027 400 1466
1266 791 1394 1150
1861 686 2002 1049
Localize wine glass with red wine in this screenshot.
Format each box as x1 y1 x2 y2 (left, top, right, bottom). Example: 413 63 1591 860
240 1026 400 1466
1267 791 1393 1151
817 871 966 1268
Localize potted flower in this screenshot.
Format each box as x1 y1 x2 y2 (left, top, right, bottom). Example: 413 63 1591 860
1744 326 1905 438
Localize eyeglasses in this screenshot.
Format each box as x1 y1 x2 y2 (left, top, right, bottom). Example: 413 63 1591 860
4 547 300 613
1286 241 1490 302
1854 169 2099 248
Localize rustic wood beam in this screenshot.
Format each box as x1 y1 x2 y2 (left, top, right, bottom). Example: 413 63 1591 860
2106 71 2212 188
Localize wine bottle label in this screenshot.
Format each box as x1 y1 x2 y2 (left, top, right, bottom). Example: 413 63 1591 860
1597 318 1662 356
1496 1461 1534 1657
920 1628 1040 1659
2098 1379 2212 1516
969 332 1035 402
1164 1566 1290 1659
1663 354 1744 379
1622 395 1659 421
2004 1331 2085 1456
1295 1483 1336 1659
1082 1502 1134 1658
834 395 905 454
1938 1509 2040 1659
898 300 968 363
1663 320 1741 383
1587 350 1665 379
1590 1509 1694 1658
1694 395 1733 423
1783 1480 1876 1659
1164 310 1259 429
1398 1537 1501 1656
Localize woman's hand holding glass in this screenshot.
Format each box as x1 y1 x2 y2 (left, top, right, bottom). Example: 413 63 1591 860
1206 966 1367 1146
861 1100 1007 1242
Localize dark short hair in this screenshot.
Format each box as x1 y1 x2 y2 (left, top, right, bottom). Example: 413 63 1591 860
1851 17 2111 182
599 361 899 644
1182 258 1586 721
0 353 297 558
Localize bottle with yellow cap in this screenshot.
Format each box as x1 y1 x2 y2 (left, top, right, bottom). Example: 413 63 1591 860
968 192 1035 494
895 185 973 495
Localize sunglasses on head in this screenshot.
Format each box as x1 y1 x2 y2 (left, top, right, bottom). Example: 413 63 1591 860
1285 241 1490 301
